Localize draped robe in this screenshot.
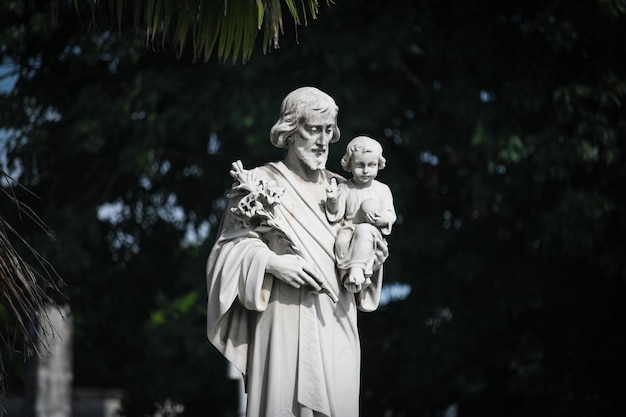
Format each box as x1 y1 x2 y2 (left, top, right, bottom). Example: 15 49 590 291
206 162 383 417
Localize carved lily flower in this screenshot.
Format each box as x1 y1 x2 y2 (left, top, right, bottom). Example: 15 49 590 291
260 179 284 206
227 160 338 303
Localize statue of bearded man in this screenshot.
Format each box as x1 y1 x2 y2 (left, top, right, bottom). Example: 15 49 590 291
206 87 385 417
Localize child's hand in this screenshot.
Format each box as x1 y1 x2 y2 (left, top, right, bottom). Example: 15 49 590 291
326 178 341 201
366 212 387 227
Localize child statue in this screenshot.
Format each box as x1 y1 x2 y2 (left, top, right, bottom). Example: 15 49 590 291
326 136 397 292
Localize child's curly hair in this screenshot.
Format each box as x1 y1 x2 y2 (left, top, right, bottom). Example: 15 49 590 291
340 136 386 173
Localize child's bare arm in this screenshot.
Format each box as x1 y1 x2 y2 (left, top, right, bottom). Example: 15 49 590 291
325 178 341 215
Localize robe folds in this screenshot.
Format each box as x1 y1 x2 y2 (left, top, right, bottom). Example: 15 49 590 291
206 162 383 417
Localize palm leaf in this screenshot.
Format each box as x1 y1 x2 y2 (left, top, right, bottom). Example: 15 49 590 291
0 170 65 400
77 0 335 63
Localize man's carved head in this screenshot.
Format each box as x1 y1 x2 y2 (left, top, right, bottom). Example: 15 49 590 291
270 87 341 149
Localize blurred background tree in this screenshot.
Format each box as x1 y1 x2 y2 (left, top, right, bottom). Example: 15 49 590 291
1 0 625 416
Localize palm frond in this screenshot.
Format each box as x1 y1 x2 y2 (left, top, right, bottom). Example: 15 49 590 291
0 170 65 401
74 0 334 62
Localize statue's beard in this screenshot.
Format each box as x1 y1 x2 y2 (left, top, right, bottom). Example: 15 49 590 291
294 146 328 171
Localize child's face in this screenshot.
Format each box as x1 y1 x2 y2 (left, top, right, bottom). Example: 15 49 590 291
350 151 379 185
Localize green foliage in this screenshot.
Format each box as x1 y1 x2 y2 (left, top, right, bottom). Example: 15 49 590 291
1 0 625 416
70 0 334 62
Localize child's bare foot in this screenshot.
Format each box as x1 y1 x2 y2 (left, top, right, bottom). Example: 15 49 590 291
344 267 366 292
358 276 372 291
348 268 364 284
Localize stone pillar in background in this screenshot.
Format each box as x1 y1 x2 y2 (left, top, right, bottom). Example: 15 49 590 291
25 304 73 417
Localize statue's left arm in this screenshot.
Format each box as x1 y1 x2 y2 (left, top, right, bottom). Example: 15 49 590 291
357 182 397 311
379 182 397 235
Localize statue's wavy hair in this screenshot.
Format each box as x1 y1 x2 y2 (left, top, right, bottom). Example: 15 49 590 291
270 87 341 148
340 136 386 173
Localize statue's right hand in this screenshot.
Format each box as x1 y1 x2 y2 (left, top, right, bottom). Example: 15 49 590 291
265 253 323 292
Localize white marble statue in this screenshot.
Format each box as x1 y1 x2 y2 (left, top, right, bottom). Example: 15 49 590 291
325 136 396 293
206 87 387 417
